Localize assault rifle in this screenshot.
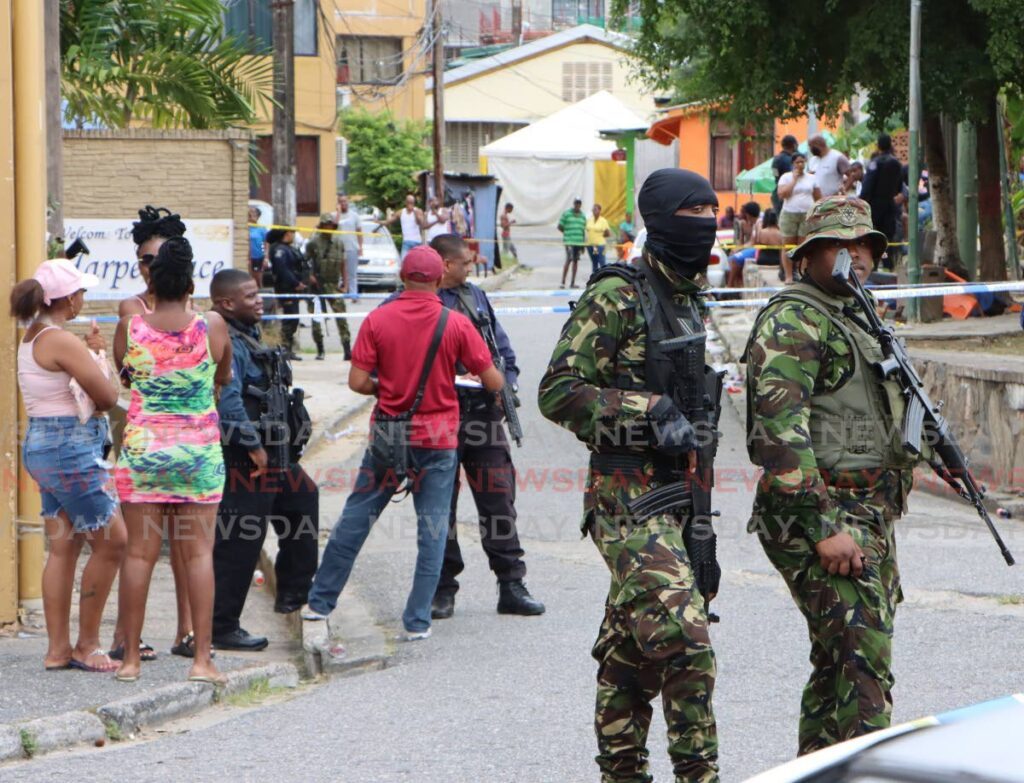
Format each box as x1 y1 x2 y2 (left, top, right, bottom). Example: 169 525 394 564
832 249 1014 566
476 309 524 447
626 332 727 619
245 347 292 470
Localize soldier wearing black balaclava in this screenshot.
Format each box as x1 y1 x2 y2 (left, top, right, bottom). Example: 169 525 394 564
539 169 723 783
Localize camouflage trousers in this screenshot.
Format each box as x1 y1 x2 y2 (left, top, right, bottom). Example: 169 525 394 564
589 513 718 783
308 282 351 349
752 496 901 756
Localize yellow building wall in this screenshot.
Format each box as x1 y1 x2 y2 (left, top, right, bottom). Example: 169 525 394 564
435 41 655 123
242 0 427 228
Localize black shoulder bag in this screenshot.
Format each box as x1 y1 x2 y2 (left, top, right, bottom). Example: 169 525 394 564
367 307 450 482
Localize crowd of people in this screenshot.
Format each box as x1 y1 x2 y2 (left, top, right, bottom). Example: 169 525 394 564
556 197 636 288
14 203 542 682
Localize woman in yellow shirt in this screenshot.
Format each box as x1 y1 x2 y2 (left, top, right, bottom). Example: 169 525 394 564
585 203 612 274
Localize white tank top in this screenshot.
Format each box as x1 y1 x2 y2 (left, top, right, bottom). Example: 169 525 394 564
17 327 78 418
400 208 422 243
425 210 449 241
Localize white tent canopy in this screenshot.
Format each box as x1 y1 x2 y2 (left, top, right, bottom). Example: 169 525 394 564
481 91 648 225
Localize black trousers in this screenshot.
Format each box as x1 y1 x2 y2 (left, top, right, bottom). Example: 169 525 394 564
279 297 300 351
213 450 319 635
436 404 526 596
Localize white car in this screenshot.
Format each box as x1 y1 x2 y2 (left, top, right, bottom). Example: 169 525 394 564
628 228 727 288
356 220 401 290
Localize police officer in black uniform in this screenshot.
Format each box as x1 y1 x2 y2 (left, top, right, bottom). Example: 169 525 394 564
267 228 307 360
209 268 319 650
427 234 545 619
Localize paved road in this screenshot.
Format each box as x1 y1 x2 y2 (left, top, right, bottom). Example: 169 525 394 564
7 228 1023 782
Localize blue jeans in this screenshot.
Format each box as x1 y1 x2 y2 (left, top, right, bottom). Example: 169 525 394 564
587 245 607 274
307 446 458 632
401 239 421 259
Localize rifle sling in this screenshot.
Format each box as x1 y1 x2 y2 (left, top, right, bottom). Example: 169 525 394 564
403 307 450 417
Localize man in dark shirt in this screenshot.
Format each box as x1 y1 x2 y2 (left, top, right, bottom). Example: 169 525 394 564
428 233 545 619
268 228 307 360
771 134 798 214
209 269 320 650
861 134 904 244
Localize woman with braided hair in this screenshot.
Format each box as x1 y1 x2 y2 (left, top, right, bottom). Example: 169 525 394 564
113 237 232 684
111 205 198 665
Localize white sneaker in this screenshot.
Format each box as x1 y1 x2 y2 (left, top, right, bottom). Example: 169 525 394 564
301 607 329 622
398 628 431 642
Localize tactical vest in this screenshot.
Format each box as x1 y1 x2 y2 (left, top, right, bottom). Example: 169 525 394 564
590 258 705 401
746 282 918 472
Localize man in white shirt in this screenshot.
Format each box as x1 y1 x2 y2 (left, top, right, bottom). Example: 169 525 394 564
333 193 363 296
809 135 850 199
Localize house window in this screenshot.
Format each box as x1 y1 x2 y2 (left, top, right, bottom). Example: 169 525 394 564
337 36 403 85
223 0 318 56
551 0 604 27
561 61 612 103
252 135 321 216
709 118 773 191
444 121 525 173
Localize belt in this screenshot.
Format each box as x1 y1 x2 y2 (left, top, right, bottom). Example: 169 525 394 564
589 451 680 480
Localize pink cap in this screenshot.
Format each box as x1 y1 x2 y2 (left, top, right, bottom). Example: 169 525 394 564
400 245 444 282
33 259 100 305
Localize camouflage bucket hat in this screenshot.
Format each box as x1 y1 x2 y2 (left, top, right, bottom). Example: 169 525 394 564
789 195 888 260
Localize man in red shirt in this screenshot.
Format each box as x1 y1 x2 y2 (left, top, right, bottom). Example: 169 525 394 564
304 246 503 640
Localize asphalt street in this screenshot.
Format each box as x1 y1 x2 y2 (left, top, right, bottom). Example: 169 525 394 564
6 228 1023 783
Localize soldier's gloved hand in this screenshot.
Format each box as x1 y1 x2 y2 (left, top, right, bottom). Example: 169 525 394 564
648 396 696 456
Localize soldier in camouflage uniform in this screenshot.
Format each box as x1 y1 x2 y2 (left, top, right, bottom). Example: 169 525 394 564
304 213 352 361
744 195 920 756
539 169 722 783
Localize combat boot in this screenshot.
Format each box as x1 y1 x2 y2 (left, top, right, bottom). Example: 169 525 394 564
314 338 325 361
342 338 352 361
431 592 455 619
497 580 545 616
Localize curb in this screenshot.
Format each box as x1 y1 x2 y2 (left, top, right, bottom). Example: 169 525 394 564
0 662 300 762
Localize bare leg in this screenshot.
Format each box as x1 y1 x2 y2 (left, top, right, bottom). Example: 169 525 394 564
782 236 797 283
561 255 571 286
173 503 223 681
42 513 83 668
116 503 165 680
73 513 126 666
570 255 578 287
169 537 193 646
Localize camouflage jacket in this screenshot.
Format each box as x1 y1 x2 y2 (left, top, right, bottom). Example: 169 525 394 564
304 232 346 289
744 286 912 543
538 254 709 539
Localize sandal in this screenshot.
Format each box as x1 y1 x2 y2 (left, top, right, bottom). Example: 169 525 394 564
170 632 215 659
109 640 158 662
69 649 119 673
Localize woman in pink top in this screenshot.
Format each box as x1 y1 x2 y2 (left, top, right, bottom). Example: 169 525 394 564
11 260 126 674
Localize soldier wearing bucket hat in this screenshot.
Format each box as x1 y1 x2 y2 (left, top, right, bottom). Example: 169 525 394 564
742 194 920 755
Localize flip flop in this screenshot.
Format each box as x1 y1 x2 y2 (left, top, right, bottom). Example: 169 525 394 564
188 674 228 686
45 661 72 671
171 633 215 659
115 672 140 683
69 649 119 673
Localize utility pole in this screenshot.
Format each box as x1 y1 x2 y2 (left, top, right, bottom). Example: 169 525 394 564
431 0 445 200
956 121 978 278
272 0 296 227
511 0 522 45
906 0 922 320
44 0 62 253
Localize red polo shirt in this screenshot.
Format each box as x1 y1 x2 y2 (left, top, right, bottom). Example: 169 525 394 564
352 290 494 449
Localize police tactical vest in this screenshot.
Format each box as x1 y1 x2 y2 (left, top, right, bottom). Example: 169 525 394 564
749 282 918 472
590 258 705 400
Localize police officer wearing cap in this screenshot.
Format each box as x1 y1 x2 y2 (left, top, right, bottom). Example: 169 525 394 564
744 195 921 755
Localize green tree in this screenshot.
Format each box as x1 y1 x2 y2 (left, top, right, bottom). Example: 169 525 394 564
617 0 1024 280
339 109 432 211
61 0 273 129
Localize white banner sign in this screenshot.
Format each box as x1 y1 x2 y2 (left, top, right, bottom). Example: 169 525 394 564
63 218 234 299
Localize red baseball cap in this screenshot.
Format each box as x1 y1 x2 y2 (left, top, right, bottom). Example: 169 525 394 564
400 245 443 282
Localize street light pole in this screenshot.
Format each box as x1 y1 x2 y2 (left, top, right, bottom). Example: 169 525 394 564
906 0 922 320
431 0 445 201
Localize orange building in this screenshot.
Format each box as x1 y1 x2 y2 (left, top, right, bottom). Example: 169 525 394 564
646 102 841 210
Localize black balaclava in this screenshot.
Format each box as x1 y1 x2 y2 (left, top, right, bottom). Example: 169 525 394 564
638 169 719 278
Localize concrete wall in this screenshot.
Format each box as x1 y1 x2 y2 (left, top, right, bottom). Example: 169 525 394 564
62 128 251 271
912 350 1024 495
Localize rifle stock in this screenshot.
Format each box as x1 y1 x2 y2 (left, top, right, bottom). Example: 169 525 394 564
831 250 1014 565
